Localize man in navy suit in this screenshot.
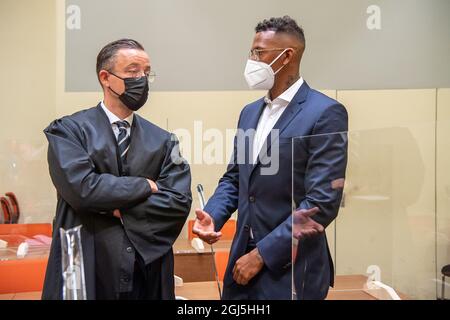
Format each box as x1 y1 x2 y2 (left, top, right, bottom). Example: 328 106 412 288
193 16 348 300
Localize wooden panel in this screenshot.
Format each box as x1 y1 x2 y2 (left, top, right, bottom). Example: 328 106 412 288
173 239 231 281
174 253 216 282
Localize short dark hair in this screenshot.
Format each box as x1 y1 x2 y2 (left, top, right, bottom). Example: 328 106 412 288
96 38 145 82
255 15 305 44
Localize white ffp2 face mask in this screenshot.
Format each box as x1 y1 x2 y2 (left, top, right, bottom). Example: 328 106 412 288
244 49 289 90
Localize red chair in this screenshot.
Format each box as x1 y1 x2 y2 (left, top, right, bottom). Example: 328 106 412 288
0 197 12 224
5 192 20 224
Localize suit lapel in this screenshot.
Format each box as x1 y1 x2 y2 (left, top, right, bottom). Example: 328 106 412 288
124 113 141 171
249 81 310 177
243 98 266 132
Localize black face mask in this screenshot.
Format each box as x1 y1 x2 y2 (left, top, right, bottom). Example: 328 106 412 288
108 72 149 111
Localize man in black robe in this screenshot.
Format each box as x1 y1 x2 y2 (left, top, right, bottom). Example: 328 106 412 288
41 39 192 300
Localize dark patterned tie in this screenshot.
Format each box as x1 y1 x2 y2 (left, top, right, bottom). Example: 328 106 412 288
115 120 130 163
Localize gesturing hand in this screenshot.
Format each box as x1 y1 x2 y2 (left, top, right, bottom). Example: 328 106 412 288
292 207 324 240
192 208 222 245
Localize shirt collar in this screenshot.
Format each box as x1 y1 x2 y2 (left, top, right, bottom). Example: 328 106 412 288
264 77 304 107
100 101 134 126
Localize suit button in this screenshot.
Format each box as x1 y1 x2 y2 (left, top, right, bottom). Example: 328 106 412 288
126 247 133 253
122 276 130 283
249 196 255 202
244 225 250 231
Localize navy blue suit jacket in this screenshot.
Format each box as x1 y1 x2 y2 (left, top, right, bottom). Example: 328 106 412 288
204 81 348 300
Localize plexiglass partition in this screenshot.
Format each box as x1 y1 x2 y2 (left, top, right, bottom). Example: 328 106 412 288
291 126 450 300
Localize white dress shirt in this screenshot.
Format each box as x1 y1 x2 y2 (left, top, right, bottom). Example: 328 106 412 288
100 101 134 139
252 77 304 164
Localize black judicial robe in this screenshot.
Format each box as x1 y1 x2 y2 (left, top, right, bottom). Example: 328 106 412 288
41 103 192 300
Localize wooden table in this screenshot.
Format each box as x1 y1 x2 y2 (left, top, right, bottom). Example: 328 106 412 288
175 275 409 300
175 281 221 300
0 283 221 300
0 283 222 301
0 275 408 300
327 275 378 300
326 275 409 300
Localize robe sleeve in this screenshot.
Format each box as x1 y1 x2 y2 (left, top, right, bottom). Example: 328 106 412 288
44 117 153 213
121 134 192 265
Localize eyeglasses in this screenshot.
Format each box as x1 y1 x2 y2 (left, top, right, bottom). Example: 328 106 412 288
110 70 157 83
146 71 157 83
248 48 287 61
139 70 157 83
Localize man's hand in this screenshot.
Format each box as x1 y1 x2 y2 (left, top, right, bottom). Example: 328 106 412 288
113 209 121 219
147 179 158 193
192 209 222 244
232 248 264 285
113 180 157 221
292 207 324 240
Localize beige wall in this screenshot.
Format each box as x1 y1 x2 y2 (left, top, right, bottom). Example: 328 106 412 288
0 0 56 224
1 0 449 299
437 88 450 299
